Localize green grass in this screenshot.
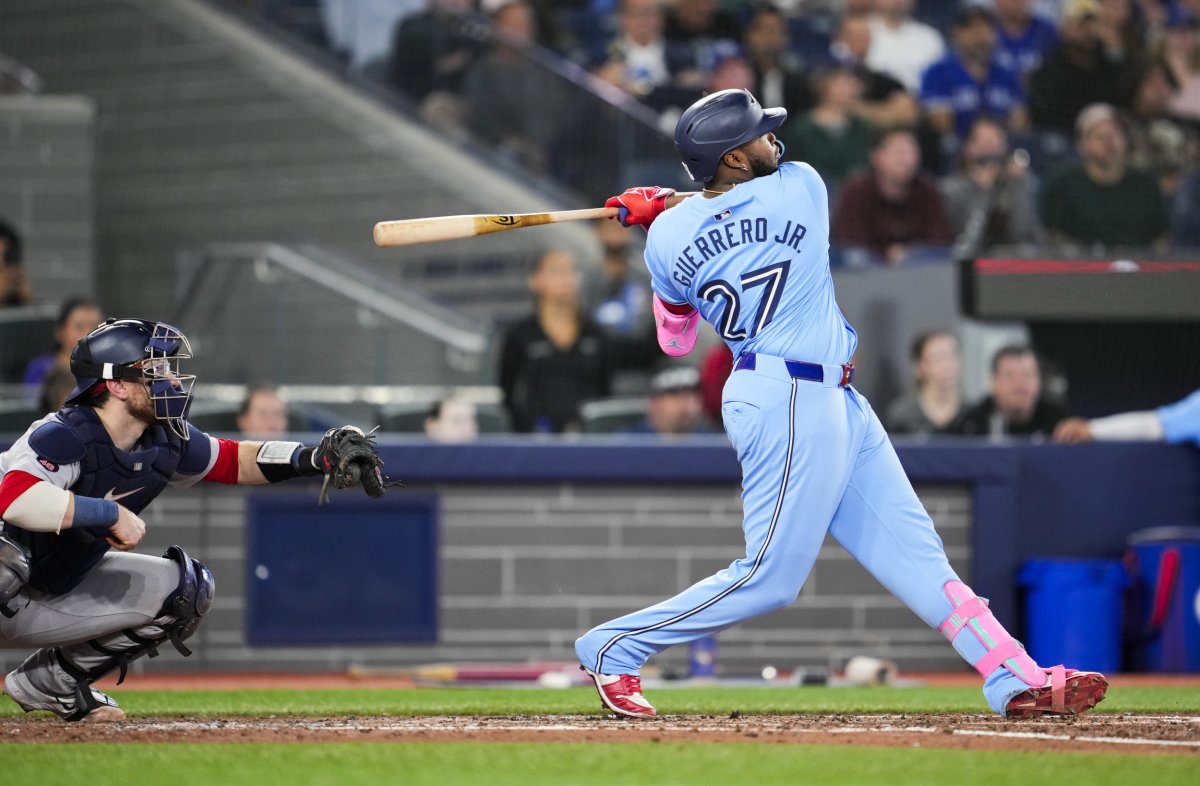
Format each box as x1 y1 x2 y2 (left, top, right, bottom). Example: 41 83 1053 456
1 684 1196 718
0 742 1196 786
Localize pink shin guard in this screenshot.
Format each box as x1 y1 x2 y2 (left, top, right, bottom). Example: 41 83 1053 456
940 581 1046 688
652 295 699 357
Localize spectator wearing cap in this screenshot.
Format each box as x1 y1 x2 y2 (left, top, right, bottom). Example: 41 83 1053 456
1040 103 1171 250
742 5 813 116
785 65 875 192
826 12 919 129
866 0 947 92
624 366 714 436
0 217 32 307
992 0 1059 81
832 127 952 265
1028 0 1137 134
919 7 1028 142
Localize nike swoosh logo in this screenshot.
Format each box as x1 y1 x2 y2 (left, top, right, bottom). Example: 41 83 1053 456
103 487 144 502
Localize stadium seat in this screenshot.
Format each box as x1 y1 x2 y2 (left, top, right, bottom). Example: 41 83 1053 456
579 397 648 434
0 400 43 436
184 401 242 435
377 401 511 435
0 306 56 384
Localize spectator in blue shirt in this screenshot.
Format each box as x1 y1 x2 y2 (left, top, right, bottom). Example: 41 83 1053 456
993 0 1059 81
920 6 1029 141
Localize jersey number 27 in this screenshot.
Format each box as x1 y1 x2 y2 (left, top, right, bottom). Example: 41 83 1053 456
698 261 791 341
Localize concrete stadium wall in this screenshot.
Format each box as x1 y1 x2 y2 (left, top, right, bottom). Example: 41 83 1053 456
3 439 1198 680
0 478 970 679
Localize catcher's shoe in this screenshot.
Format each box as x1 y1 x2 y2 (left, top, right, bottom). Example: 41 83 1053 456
581 666 657 719
1005 666 1108 719
3 668 125 722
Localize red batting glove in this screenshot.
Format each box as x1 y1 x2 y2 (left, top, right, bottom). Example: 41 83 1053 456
605 186 677 228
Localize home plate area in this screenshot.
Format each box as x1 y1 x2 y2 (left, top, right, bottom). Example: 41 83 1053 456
2 713 1197 755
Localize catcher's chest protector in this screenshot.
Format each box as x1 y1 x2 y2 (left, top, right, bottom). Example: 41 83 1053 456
8 407 184 594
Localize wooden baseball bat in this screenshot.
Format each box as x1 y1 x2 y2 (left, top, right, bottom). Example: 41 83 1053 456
373 207 617 248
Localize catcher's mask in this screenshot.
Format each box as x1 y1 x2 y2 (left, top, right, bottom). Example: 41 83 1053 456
67 318 197 440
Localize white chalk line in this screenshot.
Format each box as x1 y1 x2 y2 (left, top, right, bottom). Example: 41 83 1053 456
112 718 1200 748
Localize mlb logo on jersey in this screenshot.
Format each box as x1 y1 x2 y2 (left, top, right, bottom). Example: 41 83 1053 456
37 457 58 472
714 210 732 221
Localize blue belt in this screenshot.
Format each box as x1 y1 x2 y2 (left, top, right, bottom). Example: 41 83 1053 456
734 352 855 387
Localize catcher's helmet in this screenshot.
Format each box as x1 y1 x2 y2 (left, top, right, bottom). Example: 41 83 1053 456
674 89 787 183
66 318 196 439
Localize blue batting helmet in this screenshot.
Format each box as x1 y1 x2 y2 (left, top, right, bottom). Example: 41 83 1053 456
674 89 787 183
66 318 196 439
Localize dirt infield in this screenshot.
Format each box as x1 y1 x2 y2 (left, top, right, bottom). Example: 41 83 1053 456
4 674 1197 754
3 713 1198 755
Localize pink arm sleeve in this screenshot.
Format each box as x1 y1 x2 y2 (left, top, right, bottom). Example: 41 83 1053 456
652 294 700 357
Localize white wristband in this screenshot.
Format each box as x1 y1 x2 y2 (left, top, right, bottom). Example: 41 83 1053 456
1088 411 1164 441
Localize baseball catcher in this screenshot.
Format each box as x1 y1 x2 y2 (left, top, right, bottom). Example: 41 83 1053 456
0 318 390 721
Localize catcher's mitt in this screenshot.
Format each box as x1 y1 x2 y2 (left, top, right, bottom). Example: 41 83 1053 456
311 426 392 504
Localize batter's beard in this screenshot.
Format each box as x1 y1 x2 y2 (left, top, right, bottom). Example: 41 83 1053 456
748 152 779 179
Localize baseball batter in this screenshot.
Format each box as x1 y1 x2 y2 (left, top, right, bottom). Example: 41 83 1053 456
576 89 1108 719
0 318 386 721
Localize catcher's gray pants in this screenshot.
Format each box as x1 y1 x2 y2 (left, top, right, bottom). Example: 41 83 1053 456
0 551 177 653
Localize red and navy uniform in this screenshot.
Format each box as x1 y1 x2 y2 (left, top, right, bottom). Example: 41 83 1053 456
0 406 240 594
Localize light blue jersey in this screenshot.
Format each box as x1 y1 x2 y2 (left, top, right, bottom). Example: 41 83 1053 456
1159 389 1200 446
578 159 1077 719
645 162 857 365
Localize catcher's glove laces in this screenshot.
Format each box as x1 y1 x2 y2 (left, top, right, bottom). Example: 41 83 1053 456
313 425 401 505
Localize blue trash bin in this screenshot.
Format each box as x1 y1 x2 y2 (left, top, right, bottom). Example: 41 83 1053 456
1017 558 1128 673
1127 526 1200 673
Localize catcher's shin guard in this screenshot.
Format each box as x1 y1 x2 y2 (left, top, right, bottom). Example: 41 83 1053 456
0 533 31 618
54 545 215 693
940 580 1046 688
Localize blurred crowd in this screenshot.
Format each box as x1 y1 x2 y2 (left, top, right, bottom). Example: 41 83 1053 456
3 0 1198 442
287 0 1200 258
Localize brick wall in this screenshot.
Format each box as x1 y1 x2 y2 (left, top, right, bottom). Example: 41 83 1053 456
2 480 972 678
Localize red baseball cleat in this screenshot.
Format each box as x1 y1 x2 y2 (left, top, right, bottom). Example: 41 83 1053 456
581 666 657 718
1005 666 1108 719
